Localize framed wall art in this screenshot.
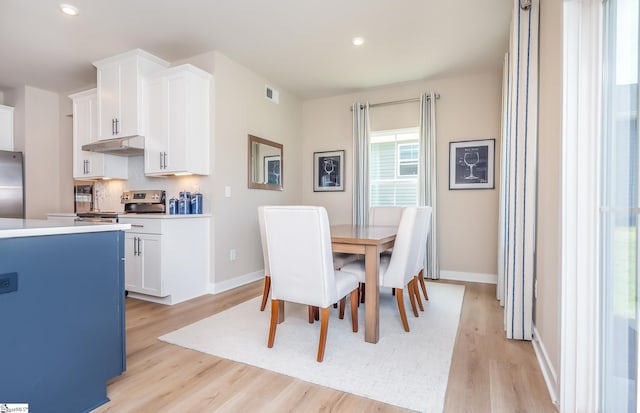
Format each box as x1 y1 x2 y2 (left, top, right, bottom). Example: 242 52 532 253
449 139 495 190
313 150 344 192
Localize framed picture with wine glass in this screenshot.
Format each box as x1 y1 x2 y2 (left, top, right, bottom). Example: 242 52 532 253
314 150 345 192
449 139 495 190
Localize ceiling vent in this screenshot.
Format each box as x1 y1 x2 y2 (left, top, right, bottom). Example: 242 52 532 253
265 85 279 104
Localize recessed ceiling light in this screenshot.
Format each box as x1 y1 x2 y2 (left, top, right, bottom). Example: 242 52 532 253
352 37 365 46
59 4 79 16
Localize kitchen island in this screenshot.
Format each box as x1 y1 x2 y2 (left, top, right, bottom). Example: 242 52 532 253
0 218 130 413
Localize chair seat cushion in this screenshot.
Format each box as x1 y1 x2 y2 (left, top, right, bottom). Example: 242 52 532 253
334 270 359 298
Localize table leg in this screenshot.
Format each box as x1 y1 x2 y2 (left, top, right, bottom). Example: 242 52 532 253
364 244 380 343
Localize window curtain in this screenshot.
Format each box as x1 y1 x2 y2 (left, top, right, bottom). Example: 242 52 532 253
497 0 539 340
352 102 370 226
418 93 440 279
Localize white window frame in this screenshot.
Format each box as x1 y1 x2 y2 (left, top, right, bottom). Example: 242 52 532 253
561 0 603 411
397 142 419 177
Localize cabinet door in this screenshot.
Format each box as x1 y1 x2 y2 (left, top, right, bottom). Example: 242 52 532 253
139 234 164 296
124 232 141 292
73 93 104 179
144 76 168 175
165 73 189 172
0 105 14 151
118 57 139 137
97 62 120 140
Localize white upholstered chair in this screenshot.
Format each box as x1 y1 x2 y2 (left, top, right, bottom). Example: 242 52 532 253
368 206 405 227
412 206 433 311
342 207 430 332
257 206 271 311
262 205 360 362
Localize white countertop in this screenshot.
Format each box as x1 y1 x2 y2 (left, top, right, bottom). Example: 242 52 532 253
0 218 131 239
118 213 211 219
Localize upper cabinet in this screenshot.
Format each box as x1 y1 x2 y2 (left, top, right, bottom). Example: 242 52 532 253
144 64 211 176
93 49 169 140
70 89 127 179
0 105 14 151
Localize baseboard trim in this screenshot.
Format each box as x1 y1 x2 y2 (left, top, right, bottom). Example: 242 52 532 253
438 270 497 284
532 325 559 406
209 270 264 294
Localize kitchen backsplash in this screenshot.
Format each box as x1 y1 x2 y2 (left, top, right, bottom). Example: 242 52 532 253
95 156 209 213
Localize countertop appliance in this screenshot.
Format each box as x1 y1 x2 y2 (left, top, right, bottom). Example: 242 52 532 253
121 190 166 214
0 150 25 218
74 181 95 213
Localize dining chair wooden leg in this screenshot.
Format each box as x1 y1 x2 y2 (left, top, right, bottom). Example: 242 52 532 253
333 303 338 309
338 297 346 319
260 275 271 311
317 307 330 362
360 283 365 304
308 305 315 323
413 276 424 312
268 299 280 348
395 288 410 332
350 289 358 333
408 280 419 317
314 306 320 321
418 269 429 300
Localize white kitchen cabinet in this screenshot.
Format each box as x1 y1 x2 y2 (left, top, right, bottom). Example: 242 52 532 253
69 89 128 179
94 49 169 140
119 215 210 305
145 64 211 176
0 104 14 151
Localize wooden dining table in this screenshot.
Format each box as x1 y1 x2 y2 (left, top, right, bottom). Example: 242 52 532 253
330 224 397 344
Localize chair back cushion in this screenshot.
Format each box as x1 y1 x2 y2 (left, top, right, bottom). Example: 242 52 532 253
382 207 430 288
262 206 338 307
257 206 270 275
413 206 433 274
368 206 404 227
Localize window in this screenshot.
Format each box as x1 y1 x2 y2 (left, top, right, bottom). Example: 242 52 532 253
369 129 419 207
600 0 638 411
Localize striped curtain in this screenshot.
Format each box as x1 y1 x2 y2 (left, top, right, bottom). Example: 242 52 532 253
352 102 370 226
419 93 440 279
498 0 539 340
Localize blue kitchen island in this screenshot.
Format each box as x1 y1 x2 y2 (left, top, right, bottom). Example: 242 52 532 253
0 218 130 413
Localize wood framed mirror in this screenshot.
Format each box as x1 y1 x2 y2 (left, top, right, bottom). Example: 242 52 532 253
248 134 283 190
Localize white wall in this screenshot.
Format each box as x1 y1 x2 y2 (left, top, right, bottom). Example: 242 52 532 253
4 86 72 218
534 0 562 397
302 71 503 276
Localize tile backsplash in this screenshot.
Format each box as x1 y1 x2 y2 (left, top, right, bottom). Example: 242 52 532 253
95 156 210 213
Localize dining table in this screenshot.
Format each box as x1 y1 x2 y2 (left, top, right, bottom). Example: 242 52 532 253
330 224 397 344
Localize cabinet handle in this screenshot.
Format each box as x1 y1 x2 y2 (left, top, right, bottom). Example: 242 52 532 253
160 152 163 169
137 237 142 256
112 118 115 135
115 118 119 135
86 159 90 174
164 152 168 169
133 236 138 255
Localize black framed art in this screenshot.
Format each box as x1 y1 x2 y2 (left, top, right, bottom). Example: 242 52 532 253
449 139 495 190
313 150 344 192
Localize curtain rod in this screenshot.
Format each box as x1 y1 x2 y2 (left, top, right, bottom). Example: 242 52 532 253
351 94 440 111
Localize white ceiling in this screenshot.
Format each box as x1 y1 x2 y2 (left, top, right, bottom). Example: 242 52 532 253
0 0 512 99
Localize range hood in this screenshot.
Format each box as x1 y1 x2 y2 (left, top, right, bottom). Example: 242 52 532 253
82 135 144 156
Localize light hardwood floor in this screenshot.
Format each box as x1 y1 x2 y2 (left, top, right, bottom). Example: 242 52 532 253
93 280 557 412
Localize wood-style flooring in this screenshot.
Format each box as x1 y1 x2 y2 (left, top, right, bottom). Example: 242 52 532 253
92 280 557 412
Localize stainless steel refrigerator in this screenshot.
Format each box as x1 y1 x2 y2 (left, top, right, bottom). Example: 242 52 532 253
0 150 24 218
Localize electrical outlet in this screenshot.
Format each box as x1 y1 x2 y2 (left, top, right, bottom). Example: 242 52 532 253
0 272 18 294
229 249 237 261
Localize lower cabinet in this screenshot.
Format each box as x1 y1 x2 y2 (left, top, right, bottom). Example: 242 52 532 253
120 215 209 305
125 232 163 296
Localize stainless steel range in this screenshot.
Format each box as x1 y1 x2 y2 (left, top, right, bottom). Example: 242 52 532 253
121 190 166 214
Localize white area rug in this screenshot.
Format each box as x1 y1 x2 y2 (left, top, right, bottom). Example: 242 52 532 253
159 282 465 413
